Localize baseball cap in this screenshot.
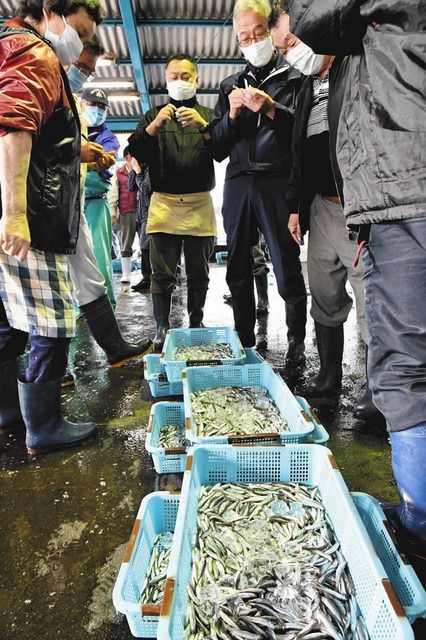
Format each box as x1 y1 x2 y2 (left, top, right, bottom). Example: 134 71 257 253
81 87 109 107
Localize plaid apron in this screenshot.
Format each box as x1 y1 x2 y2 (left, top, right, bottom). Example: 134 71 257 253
0 248 75 338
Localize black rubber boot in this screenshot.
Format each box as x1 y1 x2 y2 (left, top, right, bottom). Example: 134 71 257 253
353 346 382 418
80 294 153 367
0 358 25 435
188 289 207 328
285 300 307 364
305 322 344 396
152 292 172 352
18 379 97 459
255 274 269 317
131 279 151 292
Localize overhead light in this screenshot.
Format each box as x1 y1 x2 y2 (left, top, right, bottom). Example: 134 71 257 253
108 94 141 102
83 79 134 89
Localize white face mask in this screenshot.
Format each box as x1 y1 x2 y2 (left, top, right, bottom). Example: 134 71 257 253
166 80 197 101
45 15 83 67
241 35 274 68
285 41 324 76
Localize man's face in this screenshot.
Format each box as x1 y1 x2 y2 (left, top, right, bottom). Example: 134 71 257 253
43 7 96 45
81 99 107 112
75 49 98 77
270 12 300 56
165 59 199 86
124 153 132 164
234 11 269 48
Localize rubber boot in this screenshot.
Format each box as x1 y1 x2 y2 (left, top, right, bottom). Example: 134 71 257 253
188 289 207 328
0 358 25 435
121 257 131 283
255 274 269 317
80 294 153 367
285 300 306 364
390 424 426 544
305 322 344 395
353 346 382 418
18 379 97 459
131 278 150 292
152 292 172 352
223 294 232 306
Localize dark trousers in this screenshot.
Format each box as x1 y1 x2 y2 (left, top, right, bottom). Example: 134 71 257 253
149 233 214 294
0 299 70 382
141 246 152 280
222 174 306 346
362 218 426 432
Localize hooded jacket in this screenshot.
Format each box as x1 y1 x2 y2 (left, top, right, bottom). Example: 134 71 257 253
287 0 426 226
209 53 302 180
0 20 81 254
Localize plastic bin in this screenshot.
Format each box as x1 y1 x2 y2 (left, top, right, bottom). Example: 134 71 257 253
145 403 187 474
295 396 330 444
143 348 262 398
161 326 245 383
158 445 414 640
215 251 228 264
352 492 426 624
144 354 184 397
183 363 314 445
112 491 180 638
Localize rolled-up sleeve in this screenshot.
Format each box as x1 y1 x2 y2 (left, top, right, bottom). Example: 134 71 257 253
0 35 61 136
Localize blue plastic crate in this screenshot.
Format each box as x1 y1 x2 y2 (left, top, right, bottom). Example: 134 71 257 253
145 403 187 474
112 491 180 638
143 354 184 397
295 396 330 445
158 445 414 640
352 492 426 624
215 251 228 264
183 363 314 445
161 326 245 383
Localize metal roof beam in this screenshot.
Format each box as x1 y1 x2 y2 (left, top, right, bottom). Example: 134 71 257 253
106 116 140 131
117 0 150 113
143 58 245 66
151 89 219 96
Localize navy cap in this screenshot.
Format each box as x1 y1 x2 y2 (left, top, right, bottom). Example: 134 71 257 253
81 87 109 106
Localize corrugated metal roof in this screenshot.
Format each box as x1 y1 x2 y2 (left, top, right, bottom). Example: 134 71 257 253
134 0 235 20
139 25 241 60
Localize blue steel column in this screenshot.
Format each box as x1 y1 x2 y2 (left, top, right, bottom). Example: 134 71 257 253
117 0 151 113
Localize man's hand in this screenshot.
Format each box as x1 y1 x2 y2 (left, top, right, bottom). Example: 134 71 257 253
241 87 275 118
175 107 208 130
80 141 104 164
131 157 142 174
0 214 31 262
87 150 116 172
288 213 302 245
229 88 245 122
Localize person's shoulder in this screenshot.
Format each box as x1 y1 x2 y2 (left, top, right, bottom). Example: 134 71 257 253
1 28 60 75
219 70 245 91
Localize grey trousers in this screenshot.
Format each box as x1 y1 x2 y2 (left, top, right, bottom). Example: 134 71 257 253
252 241 269 278
116 211 137 257
307 194 367 342
68 210 107 307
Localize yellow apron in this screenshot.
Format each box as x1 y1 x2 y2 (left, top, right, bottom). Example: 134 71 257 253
147 191 217 236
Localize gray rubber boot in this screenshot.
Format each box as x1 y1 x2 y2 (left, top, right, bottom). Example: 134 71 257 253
255 274 269 317
18 379 97 459
152 292 172 352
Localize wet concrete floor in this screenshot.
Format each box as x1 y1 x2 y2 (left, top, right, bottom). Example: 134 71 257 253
0 264 424 640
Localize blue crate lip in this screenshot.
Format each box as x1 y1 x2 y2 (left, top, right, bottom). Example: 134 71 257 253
158 445 414 640
182 362 314 445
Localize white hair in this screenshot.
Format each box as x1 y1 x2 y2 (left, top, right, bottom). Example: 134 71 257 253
233 0 271 22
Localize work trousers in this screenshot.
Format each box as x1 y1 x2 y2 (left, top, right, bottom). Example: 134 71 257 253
308 194 367 341
141 247 152 280
222 174 306 346
149 233 214 295
362 217 426 433
85 197 116 308
68 209 107 308
0 298 70 382
117 211 137 258
252 242 269 278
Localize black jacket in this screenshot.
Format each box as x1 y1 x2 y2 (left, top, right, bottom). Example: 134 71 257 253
0 25 81 254
287 58 349 233
209 54 302 180
128 98 221 194
287 0 426 226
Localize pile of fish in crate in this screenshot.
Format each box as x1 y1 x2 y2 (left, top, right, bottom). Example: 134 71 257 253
113 327 426 639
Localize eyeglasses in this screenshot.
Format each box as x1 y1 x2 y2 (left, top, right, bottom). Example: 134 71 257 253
236 29 270 48
75 63 95 83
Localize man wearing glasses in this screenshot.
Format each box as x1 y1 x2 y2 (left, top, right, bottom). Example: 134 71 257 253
209 0 306 362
